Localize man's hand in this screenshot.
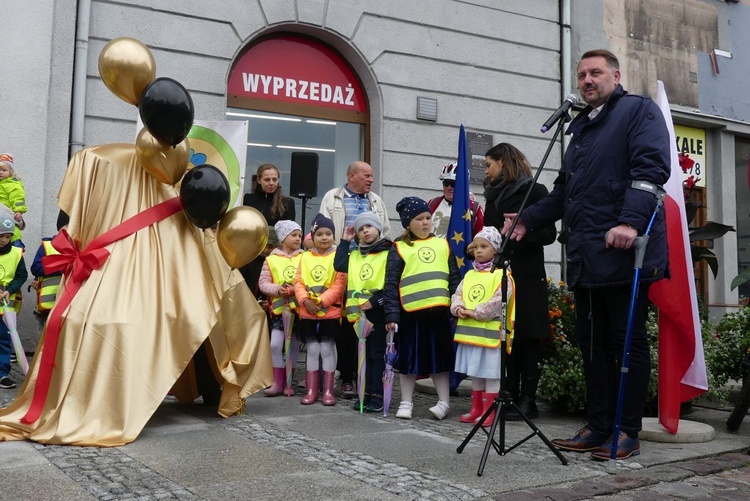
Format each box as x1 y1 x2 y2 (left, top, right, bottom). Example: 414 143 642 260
605 224 638 249
501 213 527 241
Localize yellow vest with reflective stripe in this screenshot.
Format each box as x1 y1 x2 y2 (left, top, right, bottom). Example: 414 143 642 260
345 250 387 322
454 269 512 348
0 246 23 313
38 240 61 311
395 237 450 312
266 253 301 315
299 250 336 315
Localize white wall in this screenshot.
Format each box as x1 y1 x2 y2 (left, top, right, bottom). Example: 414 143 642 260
4 0 566 338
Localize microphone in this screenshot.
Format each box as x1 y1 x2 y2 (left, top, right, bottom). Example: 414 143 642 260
540 94 578 133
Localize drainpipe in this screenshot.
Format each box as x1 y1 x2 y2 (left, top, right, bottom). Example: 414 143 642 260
69 0 91 159
559 0 572 282
561 0 572 151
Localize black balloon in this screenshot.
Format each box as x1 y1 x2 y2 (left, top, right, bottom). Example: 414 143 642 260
138 77 195 146
180 165 230 229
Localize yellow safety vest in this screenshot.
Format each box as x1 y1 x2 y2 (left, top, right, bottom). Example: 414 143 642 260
0 246 24 313
38 240 61 311
395 237 450 312
454 269 515 348
266 253 302 315
299 251 337 315
345 250 387 322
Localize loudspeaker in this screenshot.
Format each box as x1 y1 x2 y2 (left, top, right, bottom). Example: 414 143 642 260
289 152 319 198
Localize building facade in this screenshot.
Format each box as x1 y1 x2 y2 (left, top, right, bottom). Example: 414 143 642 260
2 0 749 326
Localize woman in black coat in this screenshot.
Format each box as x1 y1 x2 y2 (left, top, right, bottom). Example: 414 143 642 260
241 164 296 298
482 143 556 419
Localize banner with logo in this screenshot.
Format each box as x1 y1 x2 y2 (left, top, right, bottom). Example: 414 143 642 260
136 119 247 207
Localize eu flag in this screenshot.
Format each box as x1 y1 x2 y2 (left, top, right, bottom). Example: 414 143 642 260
448 125 473 277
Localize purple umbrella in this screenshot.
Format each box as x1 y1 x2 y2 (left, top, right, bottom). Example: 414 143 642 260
382 328 398 417
3 298 29 374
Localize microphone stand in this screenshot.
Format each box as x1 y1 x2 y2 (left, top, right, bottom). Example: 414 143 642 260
456 114 571 475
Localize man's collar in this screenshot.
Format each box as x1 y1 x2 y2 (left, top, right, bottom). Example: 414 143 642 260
344 184 366 197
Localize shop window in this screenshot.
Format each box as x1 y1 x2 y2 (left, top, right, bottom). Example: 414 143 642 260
225 108 365 220
735 138 750 301
226 34 369 227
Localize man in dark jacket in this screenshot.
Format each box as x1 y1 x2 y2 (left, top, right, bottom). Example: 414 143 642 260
503 49 670 460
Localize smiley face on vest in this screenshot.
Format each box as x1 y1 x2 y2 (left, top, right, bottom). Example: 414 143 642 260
417 247 436 263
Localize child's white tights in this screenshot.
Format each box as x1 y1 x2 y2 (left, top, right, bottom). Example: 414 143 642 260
306 340 336 372
471 377 501 394
270 328 300 370
269 327 284 367
399 372 451 404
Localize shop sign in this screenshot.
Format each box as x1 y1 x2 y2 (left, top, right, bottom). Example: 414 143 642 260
228 35 366 113
674 125 706 188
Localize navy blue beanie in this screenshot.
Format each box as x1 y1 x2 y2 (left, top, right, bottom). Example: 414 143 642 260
310 213 335 236
396 197 431 228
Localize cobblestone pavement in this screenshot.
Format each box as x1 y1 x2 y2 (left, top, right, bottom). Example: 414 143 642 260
3 358 750 500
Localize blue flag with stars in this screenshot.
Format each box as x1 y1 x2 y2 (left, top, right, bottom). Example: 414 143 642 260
448 125 473 277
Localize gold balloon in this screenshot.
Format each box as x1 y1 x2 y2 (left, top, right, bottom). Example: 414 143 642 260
136 128 190 185
216 207 269 269
98 37 156 105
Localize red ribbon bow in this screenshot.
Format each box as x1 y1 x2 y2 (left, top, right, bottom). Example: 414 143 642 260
21 197 183 424
42 230 111 285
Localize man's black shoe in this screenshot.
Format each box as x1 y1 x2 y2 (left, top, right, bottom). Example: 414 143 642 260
551 425 609 452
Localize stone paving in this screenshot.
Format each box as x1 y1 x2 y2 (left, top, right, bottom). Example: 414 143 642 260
2 356 750 500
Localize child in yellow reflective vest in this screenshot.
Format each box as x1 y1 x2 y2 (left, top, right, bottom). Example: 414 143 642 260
0 154 27 246
0 216 29 390
334 211 393 413
294 214 346 406
451 226 515 425
257 220 303 397
384 197 460 420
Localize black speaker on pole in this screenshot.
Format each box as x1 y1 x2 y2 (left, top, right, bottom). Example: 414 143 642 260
289 152 319 198
289 152 319 230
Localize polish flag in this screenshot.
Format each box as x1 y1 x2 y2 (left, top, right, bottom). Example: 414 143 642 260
649 81 709 434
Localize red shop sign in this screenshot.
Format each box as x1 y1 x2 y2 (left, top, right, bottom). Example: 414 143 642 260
228 35 367 113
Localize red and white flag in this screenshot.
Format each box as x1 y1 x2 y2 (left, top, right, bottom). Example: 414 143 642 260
649 81 708 434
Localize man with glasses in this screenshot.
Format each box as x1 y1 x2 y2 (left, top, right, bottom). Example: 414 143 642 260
428 163 484 239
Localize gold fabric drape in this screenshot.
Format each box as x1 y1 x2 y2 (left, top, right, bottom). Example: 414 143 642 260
0 144 272 446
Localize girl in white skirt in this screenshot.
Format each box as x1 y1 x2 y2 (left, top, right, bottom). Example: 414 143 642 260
451 226 515 425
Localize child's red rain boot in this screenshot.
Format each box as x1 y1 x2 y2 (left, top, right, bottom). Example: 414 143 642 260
460 390 484 423
264 367 286 397
301 370 319 405
321 371 336 406
475 392 499 426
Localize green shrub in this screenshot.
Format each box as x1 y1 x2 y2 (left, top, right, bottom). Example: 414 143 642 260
702 306 750 391
538 280 727 413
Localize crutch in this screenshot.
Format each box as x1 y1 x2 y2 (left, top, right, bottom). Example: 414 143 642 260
609 183 666 468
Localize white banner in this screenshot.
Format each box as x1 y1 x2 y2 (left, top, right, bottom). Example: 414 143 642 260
135 119 248 207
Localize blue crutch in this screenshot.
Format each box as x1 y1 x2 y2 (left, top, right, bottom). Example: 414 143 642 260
610 183 666 467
